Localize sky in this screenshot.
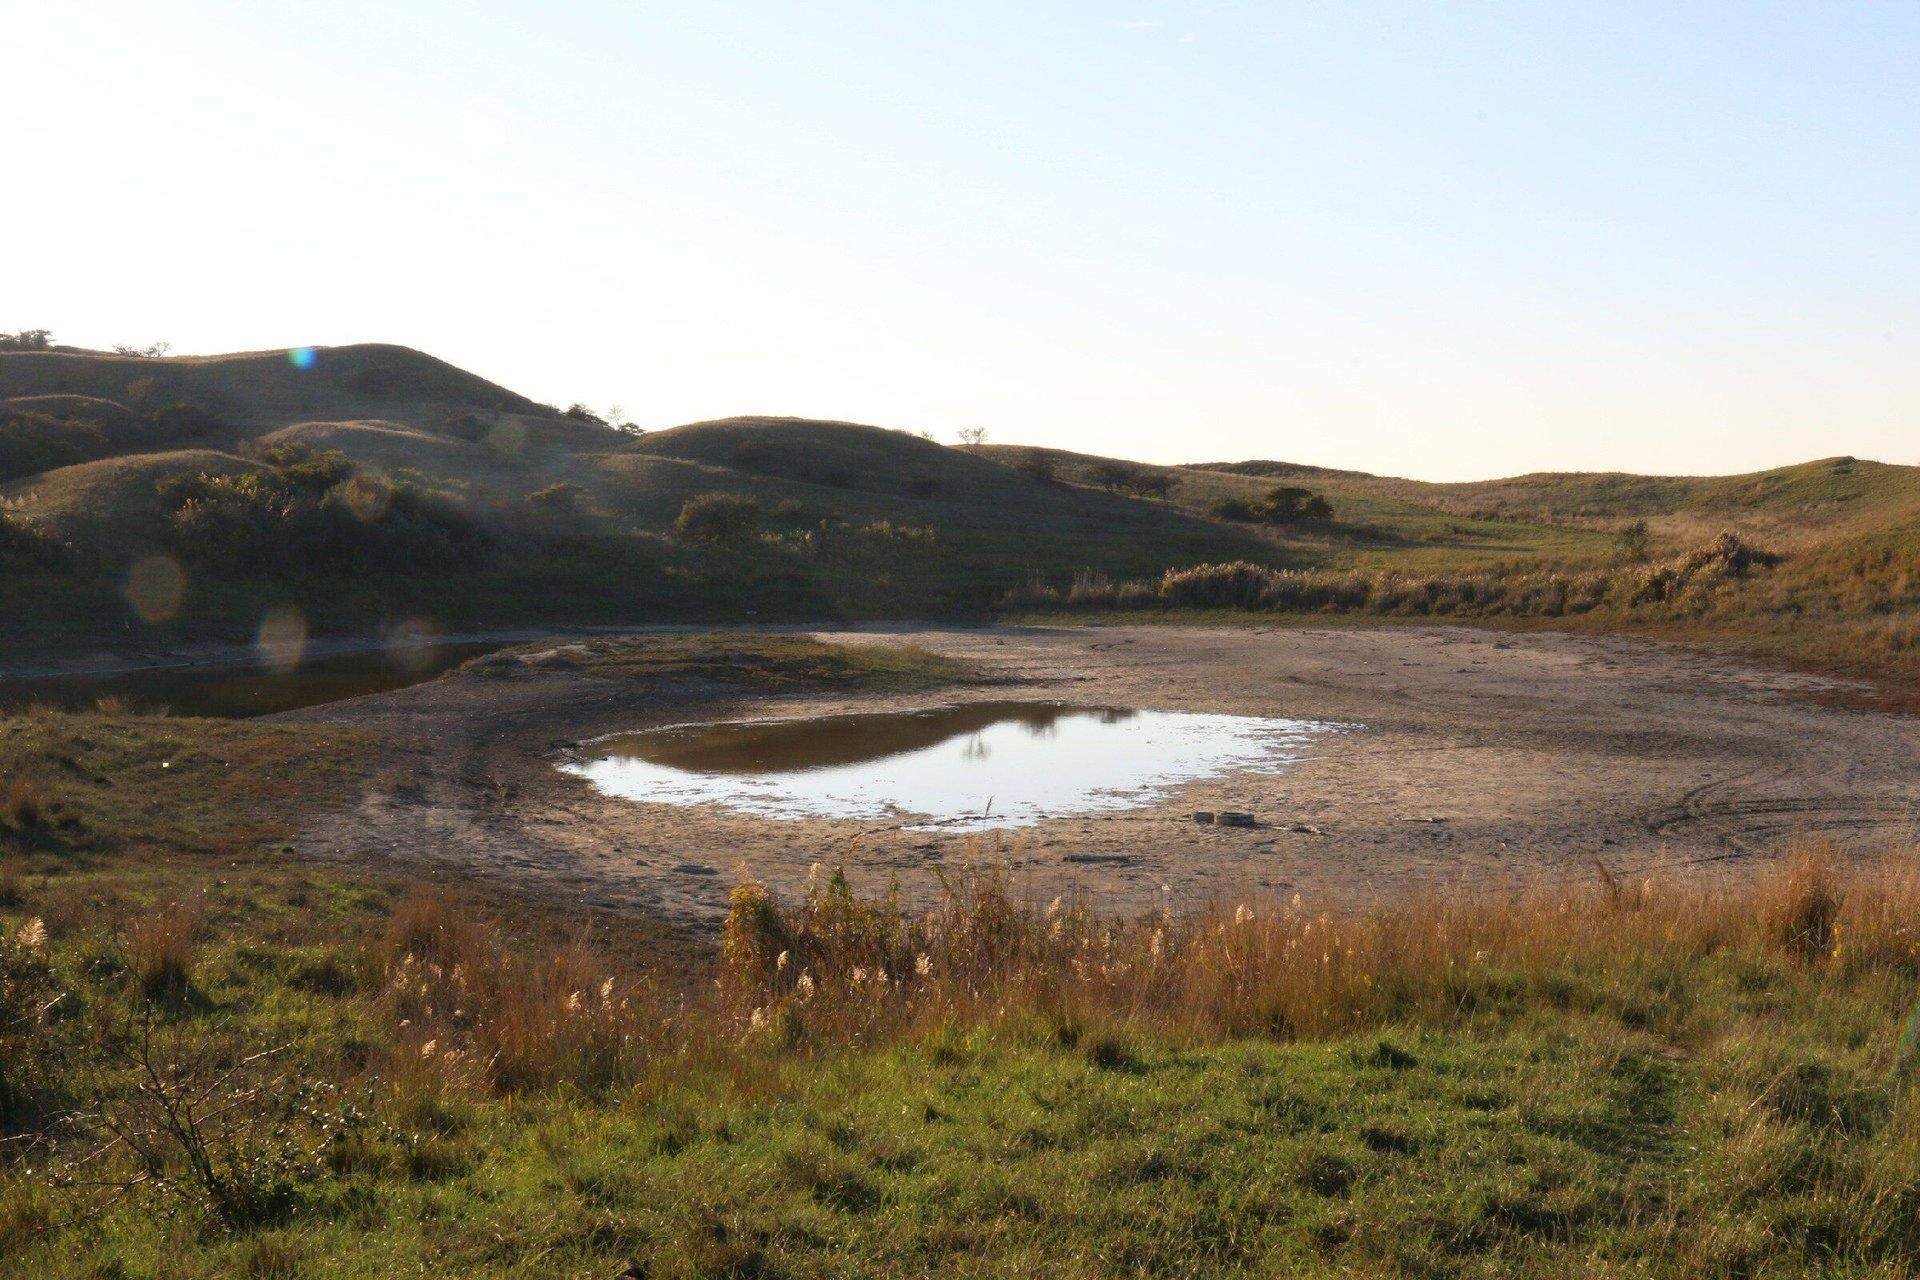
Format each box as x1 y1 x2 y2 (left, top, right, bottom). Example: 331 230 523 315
6 1 1916 480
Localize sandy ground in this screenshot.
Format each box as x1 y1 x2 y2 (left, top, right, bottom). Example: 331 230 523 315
291 624 1920 922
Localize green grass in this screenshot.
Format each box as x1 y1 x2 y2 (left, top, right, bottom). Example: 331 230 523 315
5 848 1920 1278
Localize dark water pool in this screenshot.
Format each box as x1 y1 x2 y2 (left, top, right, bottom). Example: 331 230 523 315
563 701 1335 830
0 643 500 718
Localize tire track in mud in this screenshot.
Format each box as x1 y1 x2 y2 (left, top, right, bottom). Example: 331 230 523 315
1643 714 1920 862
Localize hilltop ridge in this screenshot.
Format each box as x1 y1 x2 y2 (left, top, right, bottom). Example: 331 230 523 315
0 342 543 428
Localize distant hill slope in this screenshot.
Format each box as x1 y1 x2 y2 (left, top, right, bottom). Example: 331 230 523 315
0 343 542 429
983 444 1614 567
1409 456 1920 535
1168 452 1920 553
1184 459 1374 481
636 417 1029 497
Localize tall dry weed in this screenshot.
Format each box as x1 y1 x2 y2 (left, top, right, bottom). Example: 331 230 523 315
0 776 47 831
1758 847 1843 961
124 897 205 1001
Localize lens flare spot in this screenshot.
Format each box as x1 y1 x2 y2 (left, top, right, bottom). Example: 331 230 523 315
123 555 187 624
289 346 318 369
385 618 442 672
256 607 309 675
484 419 527 457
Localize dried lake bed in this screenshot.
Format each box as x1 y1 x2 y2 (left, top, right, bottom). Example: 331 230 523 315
264 624 1920 924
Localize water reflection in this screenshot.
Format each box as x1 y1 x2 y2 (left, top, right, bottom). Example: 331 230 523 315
0 643 499 718
566 701 1333 830
598 702 1133 775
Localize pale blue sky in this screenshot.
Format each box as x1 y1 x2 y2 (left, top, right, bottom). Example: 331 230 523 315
8 2 1916 479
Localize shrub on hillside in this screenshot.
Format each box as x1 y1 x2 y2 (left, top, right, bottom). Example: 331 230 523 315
674 492 763 541
0 330 52 352
111 341 171 358
143 401 228 441
1013 450 1058 485
1209 485 1332 526
1616 518 1652 562
523 481 584 515
0 921 65 1132
158 444 488 575
0 512 72 572
1088 460 1176 499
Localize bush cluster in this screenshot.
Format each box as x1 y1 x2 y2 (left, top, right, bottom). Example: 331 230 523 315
1087 460 1177 498
1208 484 1333 525
0 409 107 484
673 492 762 541
0 512 72 573
522 481 584 515
1012 532 1783 620
0 922 65 1131
158 444 489 575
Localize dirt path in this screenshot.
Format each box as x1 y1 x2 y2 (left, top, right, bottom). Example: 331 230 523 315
291 624 1920 922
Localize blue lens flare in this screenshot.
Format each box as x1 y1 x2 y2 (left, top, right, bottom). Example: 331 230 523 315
289 346 317 369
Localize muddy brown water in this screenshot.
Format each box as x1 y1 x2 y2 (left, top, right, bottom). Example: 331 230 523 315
0 643 501 718
563 700 1338 830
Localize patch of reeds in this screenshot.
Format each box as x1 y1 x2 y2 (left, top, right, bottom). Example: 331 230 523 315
363 845 1920 1105
709 850 1915 1048
373 891 659 1094
299 843 1920 1117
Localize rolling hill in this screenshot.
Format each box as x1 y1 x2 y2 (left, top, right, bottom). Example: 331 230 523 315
4 340 1919 673
0 343 540 429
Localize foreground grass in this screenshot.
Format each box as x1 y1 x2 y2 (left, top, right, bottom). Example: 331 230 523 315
5 841 1920 1278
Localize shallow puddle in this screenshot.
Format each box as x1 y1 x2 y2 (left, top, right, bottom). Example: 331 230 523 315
563 701 1335 830
0 643 499 718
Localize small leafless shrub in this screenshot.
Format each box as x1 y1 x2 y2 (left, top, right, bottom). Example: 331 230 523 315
56 1015 369 1231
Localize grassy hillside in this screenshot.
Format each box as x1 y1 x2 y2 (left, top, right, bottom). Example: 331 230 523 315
1177 454 1920 549
989 444 1615 570
0 353 1280 651
6 340 1920 688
